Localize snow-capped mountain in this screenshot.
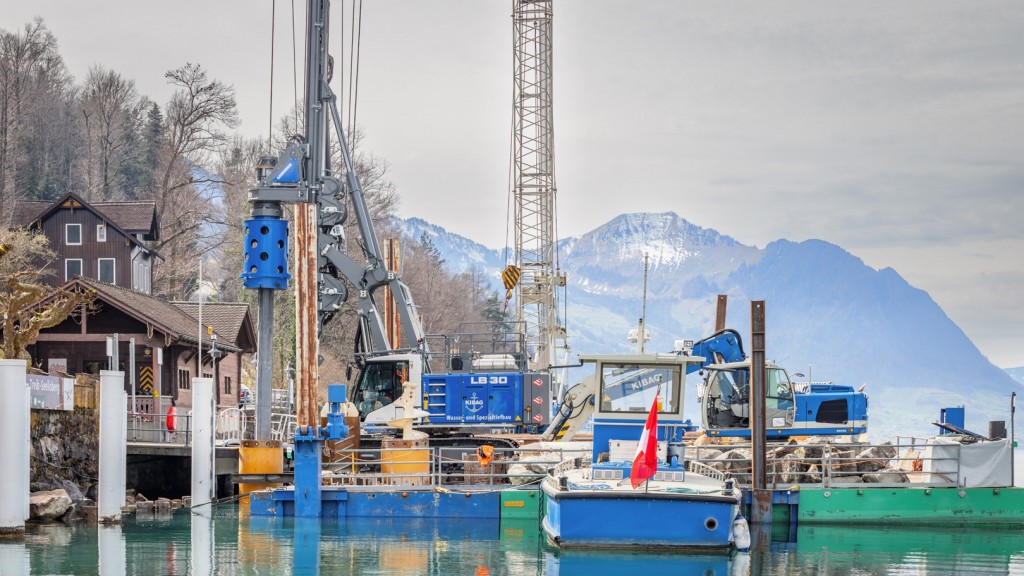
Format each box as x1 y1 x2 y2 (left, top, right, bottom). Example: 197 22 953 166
394 212 1020 439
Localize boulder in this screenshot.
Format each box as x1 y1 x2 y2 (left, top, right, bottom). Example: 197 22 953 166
771 454 805 485
30 489 73 522
801 464 822 484
59 479 84 503
855 446 894 473
862 471 909 484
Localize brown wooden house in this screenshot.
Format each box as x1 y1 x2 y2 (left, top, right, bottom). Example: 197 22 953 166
28 277 255 410
11 192 160 294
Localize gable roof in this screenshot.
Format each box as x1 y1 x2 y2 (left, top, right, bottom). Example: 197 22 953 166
11 192 159 243
172 302 255 352
54 277 243 353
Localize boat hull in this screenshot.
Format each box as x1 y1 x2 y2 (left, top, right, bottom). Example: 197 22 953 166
541 480 741 550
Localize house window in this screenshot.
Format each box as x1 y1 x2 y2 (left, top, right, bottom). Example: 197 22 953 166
97 224 107 242
98 258 115 284
65 259 83 280
224 376 232 395
66 224 82 245
178 368 191 390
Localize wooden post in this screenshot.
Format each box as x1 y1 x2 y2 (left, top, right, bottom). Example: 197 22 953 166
294 204 320 431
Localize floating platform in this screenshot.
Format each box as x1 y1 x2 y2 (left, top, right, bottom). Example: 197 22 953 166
798 486 1024 526
249 487 543 521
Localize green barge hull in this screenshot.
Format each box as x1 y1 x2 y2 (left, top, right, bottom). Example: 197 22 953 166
798 487 1024 526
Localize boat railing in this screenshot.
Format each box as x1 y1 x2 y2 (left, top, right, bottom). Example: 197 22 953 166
684 440 966 489
687 459 726 482
320 444 582 488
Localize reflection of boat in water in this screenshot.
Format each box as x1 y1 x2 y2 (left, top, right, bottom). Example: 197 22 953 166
545 548 749 576
541 353 748 551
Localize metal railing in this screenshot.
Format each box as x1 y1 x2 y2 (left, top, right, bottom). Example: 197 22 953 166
125 406 253 448
684 439 965 489
319 444 584 488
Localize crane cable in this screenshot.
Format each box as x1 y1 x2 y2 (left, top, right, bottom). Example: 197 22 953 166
267 0 277 151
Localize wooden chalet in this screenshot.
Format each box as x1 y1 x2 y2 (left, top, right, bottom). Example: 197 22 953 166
11 192 160 294
27 277 255 410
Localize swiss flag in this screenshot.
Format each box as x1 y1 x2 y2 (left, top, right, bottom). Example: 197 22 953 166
630 391 659 489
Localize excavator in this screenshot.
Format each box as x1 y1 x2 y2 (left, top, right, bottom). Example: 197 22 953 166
543 328 868 441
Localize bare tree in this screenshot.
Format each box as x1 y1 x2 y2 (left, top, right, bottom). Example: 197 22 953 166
0 231 91 361
0 19 78 223
79 66 144 201
149 63 239 299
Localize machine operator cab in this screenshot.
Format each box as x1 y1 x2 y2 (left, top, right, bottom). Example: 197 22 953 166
351 353 428 427
699 359 795 431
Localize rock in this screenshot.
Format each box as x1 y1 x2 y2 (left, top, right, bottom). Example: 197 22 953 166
30 481 57 493
59 479 84 503
712 449 752 474
135 493 149 503
30 489 73 522
686 447 723 462
85 483 99 502
182 496 192 508
155 498 172 513
802 464 822 484
855 446 893 473
772 454 804 485
862 471 908 484
171 499 182 510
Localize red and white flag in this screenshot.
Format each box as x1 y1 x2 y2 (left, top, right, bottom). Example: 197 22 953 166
630 390 660 489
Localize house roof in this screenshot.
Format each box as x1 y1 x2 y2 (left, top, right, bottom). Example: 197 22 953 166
172 302 255 352
58 277 244 353
11 192 159 242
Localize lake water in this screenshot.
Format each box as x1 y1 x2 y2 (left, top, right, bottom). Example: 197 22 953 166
3 505 1024 575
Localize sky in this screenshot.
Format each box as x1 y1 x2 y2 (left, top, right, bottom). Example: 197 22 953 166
5 1 1023 368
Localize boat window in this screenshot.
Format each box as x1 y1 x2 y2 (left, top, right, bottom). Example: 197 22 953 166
598 363 681 414
353 360 407 417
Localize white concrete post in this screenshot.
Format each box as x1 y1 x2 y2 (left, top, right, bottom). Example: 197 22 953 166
98 370 127 522
0 359 28 536
191 377 216 510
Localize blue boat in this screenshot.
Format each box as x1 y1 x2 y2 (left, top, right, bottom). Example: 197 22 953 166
541 352 749 550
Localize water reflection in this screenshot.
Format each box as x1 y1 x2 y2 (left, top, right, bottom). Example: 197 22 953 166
9 506 1024 575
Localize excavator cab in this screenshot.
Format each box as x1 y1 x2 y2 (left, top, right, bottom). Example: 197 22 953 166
352 359 408 418
702 361 796 431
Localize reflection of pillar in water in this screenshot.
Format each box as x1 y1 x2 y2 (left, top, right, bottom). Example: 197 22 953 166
98 525 125 574
238 511 281 567
0 541 29 574
191 508 214 576
293 518 321 575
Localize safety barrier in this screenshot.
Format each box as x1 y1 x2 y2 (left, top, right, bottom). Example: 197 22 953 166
684 439 965 489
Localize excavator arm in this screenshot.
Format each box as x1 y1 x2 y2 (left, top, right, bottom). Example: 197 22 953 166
542 373 598 442
680 329 745 373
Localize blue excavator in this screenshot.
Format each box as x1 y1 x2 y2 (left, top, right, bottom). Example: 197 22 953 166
543 328 868 440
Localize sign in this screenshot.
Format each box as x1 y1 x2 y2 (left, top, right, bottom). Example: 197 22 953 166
139 366 155 395
48 358 68 375
28 374 75 411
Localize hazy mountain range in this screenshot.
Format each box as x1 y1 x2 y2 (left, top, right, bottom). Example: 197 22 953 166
395 213 1023 439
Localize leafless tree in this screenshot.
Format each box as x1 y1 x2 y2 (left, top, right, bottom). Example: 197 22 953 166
79 66 145 201
0 19 78 223
149 63 239 299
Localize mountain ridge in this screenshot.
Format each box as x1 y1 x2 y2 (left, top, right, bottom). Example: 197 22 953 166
392 212 1019 438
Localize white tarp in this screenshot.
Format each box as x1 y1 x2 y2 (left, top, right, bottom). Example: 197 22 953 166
922 436 1013 487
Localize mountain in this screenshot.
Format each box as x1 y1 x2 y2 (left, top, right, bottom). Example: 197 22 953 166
1006 367 1024 387
393 212 1020 439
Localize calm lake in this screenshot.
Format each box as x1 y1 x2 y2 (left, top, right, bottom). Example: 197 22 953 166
3 503 1024 575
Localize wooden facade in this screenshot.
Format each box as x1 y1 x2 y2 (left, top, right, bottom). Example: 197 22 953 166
12 194 158 294
26 278 255 411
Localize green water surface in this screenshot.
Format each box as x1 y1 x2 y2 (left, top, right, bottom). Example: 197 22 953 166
3 506 1023 575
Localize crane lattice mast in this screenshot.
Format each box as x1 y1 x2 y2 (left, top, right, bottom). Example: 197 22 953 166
512 0 567 375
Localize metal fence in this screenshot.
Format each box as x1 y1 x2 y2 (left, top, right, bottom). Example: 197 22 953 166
684 439 964 489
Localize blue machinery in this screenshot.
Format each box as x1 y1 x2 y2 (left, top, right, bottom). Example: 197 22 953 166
241 0 423 517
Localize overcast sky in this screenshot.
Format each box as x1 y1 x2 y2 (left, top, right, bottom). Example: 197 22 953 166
6 1 1023 368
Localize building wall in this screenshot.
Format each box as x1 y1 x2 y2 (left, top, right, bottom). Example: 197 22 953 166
38 205 134 287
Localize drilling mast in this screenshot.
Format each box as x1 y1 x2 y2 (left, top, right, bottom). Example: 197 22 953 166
512 0 567 379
